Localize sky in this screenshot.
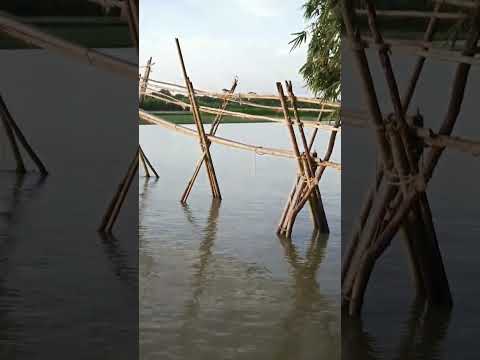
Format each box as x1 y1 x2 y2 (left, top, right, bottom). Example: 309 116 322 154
139 0 312 96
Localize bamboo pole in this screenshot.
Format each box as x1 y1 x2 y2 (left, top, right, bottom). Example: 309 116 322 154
342 0 480 315
126 0 139 49
276 82 329 236
139 57 152 106
139 147 150 177
99 148 139 233
0 94 47 175
344 1 450 314
0 99 25 172
181 78 238 203
175 38 222 199
285 81 329 234
139 146 159 178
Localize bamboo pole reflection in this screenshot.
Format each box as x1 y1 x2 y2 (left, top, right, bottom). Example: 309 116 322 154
181 199 221 319
342 300 451 360
0 173 46 345
98 232 137 294
273 231 340 359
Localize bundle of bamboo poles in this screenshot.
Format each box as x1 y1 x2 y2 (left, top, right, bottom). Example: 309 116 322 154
340 0 480 316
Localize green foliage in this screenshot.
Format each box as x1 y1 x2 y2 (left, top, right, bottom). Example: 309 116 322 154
290 0 341 101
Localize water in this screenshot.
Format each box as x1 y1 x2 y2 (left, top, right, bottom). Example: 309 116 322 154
0 49 138 358
342 46 480 359
139 123 341 360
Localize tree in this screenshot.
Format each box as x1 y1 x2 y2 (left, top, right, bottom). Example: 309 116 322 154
290 0 341 101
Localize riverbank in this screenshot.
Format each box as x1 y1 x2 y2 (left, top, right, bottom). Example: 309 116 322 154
140 111 328 125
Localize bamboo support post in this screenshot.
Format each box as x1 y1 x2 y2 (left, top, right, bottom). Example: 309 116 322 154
139 146 159 178
341 0 479 316
175 38 222 200
99 147 139 233
139 57 153 107
180 78 238 203
0 94 47 175
276 82 330 237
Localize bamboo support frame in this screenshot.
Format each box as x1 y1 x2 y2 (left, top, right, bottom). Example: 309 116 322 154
99 147 139 232
341 0 479 316
180 78 238 203
275 82 332 238
175 38 222 200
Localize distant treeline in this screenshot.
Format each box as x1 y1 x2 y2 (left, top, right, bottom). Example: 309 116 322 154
0 1 121 16
141 89 327 120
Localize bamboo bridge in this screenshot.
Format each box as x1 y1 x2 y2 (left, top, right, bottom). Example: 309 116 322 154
3 0 478 318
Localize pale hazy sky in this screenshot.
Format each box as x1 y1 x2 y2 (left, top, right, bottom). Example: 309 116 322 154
139 0 311 96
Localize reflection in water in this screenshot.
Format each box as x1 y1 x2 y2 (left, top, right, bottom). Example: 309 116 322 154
179 200 220 346
99 232 138 292
275 232 340 360
342 302 451 360
0 173 46 356
0 171 138 358
140 123 340 359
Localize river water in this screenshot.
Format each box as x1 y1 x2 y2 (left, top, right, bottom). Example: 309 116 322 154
0 49 138 359
139 123 341 360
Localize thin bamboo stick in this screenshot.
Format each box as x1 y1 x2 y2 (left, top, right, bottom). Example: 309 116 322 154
0 99 25 172
139 57 152 106
139 146 159 178
99 148 139 233
139 148 150 177
0 94 47 175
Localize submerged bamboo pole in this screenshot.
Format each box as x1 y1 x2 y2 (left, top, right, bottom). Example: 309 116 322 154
0 98 25 172
0 94 47 175
144 78 340 107
139 146 159 178
276 82 331 237
99 148 139 233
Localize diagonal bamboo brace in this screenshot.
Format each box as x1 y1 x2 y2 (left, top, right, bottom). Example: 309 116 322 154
180 78 238 203
176 38 222 200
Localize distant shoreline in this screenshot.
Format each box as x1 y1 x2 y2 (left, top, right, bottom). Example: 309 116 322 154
140 111 326 125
